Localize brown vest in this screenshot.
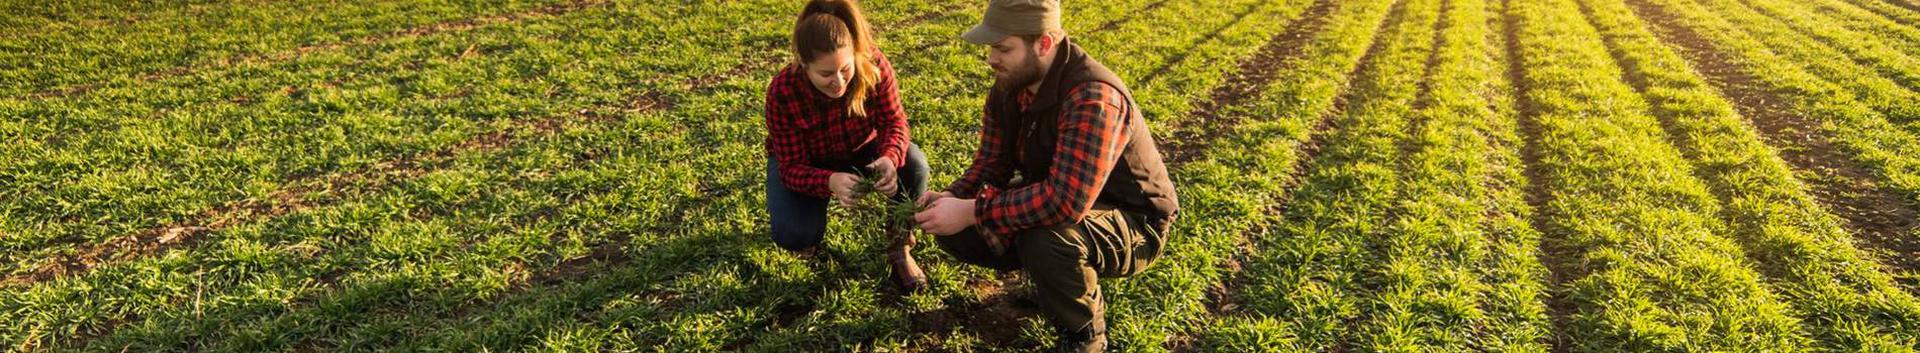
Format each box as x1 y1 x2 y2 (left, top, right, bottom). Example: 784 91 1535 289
986 38 1179 232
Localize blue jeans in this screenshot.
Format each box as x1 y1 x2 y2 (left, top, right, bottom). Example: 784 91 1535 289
766 142 929 251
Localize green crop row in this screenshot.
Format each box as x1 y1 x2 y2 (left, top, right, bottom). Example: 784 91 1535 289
1635 0 1920 221
45 84 754 352
1669 0 1920 124
1349 0 1552 348
1510 0 1816 349
1767 0 1920 60
1730 0 1920 90
1582 0 1920 349
1245 0 1448 346
1204 0 1554 349
1189 0 1409 349
1833 0 1920 33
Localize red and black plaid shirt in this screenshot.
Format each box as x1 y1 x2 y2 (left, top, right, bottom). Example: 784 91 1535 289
764 50 909 198
948 82 1131 243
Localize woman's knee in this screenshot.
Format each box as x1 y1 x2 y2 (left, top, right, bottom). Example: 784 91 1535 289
895 142 932 200
767 159 828 251
767 196 827 251
770 221 825 251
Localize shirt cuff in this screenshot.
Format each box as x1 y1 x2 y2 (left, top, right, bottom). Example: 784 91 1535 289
973 186 1002 235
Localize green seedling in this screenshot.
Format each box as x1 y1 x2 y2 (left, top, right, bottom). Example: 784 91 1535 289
847 169 922 227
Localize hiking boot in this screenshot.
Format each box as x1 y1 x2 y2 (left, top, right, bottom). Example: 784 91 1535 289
1057 316 1108 353
887 221 928 293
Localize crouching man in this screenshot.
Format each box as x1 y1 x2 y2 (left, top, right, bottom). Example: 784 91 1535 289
913 0 1179 351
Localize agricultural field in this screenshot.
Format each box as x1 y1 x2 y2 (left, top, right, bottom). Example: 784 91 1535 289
3 0 1920 351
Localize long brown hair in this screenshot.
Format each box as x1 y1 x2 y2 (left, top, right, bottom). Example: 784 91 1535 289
792 0 879 118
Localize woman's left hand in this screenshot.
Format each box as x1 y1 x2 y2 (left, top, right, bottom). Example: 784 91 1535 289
865 156 898 195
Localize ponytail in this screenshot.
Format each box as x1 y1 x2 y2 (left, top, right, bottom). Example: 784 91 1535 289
792 0 880 117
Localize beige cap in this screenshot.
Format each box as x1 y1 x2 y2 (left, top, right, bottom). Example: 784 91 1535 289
962 0 1061 45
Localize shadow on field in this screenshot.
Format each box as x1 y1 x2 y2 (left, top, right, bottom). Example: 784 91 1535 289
1093 0 1175 33
1135 1 1265 88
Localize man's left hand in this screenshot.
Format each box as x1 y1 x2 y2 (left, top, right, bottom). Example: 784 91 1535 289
914 197 977 236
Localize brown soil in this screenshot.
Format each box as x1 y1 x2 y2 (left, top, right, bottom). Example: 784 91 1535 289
1160 0 1340 166
908 272 1040 352
1498 1 1581 352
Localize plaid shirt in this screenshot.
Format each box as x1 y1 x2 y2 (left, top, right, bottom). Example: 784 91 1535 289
948 82 1131 248
764 50 909 198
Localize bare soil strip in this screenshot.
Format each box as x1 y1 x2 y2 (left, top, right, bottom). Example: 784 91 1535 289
1159 0 1341 166
1501 0 1581 351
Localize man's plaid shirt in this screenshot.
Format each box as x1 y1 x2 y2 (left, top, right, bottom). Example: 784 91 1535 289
947 81 1131 250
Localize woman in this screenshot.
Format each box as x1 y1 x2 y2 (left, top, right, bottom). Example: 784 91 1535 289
763 0 929 292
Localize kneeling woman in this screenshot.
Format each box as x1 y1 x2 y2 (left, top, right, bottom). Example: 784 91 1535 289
763 0 928 291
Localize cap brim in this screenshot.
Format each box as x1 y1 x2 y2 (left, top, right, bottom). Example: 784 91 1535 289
962 24 1008 45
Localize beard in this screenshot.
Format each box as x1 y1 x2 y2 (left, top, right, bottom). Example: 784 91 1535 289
992 50 1044 92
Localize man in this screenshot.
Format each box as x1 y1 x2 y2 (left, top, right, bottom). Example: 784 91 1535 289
913 0 1179 351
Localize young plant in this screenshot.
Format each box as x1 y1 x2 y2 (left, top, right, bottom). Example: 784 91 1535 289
847 169 921 227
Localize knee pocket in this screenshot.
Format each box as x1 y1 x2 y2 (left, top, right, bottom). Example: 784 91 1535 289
1016 225 1087 266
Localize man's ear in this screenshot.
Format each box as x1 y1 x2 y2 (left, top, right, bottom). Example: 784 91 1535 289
1036 33 1058 57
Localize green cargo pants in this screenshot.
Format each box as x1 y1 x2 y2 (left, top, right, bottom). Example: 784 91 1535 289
934 204 1167 331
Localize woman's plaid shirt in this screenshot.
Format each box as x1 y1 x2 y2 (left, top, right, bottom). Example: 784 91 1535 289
763 50 910 198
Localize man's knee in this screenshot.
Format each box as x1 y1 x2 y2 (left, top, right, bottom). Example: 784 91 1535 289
934 229 1021 271
1014 223 1086 267
1012 223 1102 331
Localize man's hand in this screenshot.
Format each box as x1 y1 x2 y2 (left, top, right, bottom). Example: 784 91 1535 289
827 172 862 207
915 190 952 209
865 157 898 196
914 197 977 236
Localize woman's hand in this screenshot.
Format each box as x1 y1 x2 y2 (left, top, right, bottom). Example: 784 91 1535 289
828 172 862 207
865 157 898 196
